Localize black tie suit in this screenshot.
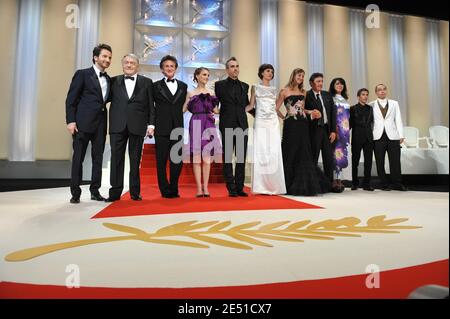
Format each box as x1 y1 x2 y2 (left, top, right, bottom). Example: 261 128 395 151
108 74 154 199
305 89 336 182
214 77 250 193
150 79 188 197
65 66 110 198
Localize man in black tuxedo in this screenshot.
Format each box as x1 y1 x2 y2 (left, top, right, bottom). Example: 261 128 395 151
148 55 187 198
215 57 250 197
350 88 374 191
305 73 337 190
105 54 153 202
65 44 112 204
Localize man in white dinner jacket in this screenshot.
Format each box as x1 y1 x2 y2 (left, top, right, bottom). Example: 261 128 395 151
370 84 407 191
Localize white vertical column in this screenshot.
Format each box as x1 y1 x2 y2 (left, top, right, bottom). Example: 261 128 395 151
426 19 443 126
307 3 324 74
9 0 42 161
75 0 101 180
76 0 100 69
260 0 279 88
389 14 408 124
349 9 368 98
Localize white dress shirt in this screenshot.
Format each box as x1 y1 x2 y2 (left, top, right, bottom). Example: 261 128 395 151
165 76 178 95
93 64 108 101
148 77 179 132
313 90 328 124
124 73 137 99
377 98 388 108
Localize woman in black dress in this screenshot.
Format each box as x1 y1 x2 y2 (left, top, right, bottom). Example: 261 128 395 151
275 68 330 195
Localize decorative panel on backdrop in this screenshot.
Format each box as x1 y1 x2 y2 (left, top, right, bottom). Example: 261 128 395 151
134 0 230 89
134 0 230 144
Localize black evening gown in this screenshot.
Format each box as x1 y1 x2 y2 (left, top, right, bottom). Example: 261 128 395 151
281 95 331 196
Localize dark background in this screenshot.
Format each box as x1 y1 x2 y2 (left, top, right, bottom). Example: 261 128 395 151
305 0 449 21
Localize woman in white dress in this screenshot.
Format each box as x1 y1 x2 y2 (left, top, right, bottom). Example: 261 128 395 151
246 64 286 195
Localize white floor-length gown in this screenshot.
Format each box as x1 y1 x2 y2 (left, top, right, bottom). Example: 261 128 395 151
251 84 286 195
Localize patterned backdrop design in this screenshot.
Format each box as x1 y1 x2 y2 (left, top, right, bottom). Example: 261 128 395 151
135 0 230 89
135 0 230 144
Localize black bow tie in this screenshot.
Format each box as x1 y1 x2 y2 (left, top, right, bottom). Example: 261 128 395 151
125 76 135 81
99 71 107 78
166 78 175 83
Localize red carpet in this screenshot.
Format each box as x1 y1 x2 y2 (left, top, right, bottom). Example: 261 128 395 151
0 259 447 299
92 185 321 219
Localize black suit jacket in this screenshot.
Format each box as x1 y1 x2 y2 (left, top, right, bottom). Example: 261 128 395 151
150 79 188 136
350 103 374 144
215 78 250 130
109 74 153 137
305 89 336 134
65 67 110 133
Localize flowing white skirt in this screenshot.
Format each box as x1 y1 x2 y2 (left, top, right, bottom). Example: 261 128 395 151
251 117 286 195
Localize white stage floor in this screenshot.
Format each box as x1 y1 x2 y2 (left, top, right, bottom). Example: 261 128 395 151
0 183 448 298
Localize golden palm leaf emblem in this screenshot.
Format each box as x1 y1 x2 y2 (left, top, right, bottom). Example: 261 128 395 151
5 215 421 262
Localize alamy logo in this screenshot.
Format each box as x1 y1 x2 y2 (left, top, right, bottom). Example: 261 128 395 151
366 4 381 29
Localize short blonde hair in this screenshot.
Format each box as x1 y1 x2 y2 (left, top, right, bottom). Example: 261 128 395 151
375 83 387 92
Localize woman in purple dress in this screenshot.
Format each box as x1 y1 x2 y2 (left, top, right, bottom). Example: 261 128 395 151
183 67 221 197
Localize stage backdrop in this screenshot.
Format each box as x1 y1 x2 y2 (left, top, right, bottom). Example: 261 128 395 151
0 0 448 173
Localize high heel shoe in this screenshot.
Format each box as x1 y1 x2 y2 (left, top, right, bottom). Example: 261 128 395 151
202 186 210 197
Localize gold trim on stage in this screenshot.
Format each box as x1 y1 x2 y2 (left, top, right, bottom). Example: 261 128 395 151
5 215 421 262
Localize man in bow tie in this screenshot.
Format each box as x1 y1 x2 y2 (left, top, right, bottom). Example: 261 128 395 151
149 55 188 198
105 54 154 202
65 43 112 204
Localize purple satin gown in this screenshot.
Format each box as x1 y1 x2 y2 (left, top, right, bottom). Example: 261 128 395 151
187 93 222 158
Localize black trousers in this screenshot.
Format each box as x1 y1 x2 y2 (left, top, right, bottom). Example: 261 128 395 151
109 129 144 199
311 125 334 182
374 131 402 187
220 127 248 193
70 120 106 198
351 140 373 187
155 134 183 196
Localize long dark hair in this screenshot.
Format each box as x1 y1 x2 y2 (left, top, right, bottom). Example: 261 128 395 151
329 77 348 100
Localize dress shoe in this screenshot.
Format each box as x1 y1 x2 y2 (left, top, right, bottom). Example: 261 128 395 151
381 185 391 191
228 191 238 197
331 186 344 193
70 197 80 204
351 185 358 191
392 184 408 191
131 195 143 201
363 186 375 191
237 191 248 197
162 194 173 198
171 193 180 198
105 197 119 202
91 193 106 201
